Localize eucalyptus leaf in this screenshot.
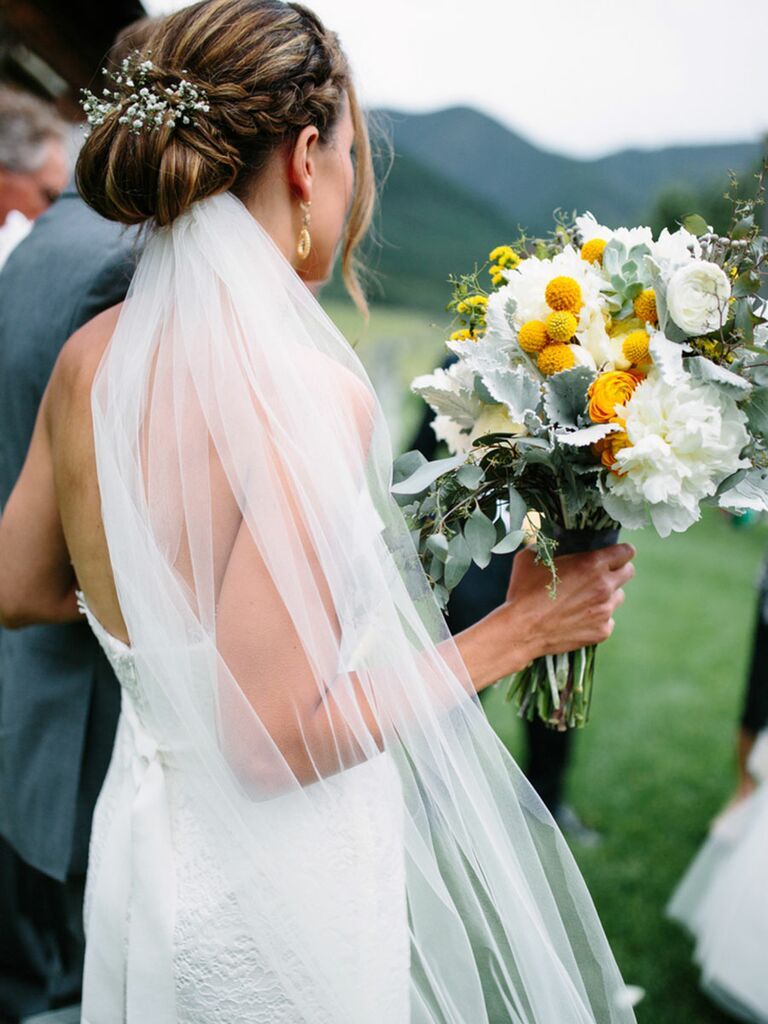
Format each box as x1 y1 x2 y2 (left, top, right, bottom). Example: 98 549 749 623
464 508 497 568
456 463 484 490
744 387 768 441
426 533 449 563
492 529 526 555
391 453 466 495
444 531 472 590
393 449 427 485
508 484 528 531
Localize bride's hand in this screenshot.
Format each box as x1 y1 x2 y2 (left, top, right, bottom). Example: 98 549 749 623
507 543 635 653
454 543 635 693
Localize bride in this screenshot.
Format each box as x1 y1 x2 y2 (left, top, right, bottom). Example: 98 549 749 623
0 1 637 1021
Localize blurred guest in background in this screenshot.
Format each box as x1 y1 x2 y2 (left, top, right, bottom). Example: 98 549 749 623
0 89 69 271
411 399 597 843
0 23 154 1022
728 555 768 807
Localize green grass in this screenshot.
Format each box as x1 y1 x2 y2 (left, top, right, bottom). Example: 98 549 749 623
329 300 766 1022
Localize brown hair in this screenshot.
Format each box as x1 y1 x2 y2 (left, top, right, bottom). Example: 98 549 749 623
76 0 374 308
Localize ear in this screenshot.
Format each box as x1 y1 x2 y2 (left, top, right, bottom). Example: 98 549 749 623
287 124 320 204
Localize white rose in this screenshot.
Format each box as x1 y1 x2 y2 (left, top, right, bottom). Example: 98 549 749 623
665 261 731 336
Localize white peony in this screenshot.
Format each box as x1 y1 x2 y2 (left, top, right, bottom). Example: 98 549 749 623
602 371 749 536
665 260 731 336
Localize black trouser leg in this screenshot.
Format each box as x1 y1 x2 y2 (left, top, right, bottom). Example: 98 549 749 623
0 836 84 1023
523 717 573 812
741 575 768 736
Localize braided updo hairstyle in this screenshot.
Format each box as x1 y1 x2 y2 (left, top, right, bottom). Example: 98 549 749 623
77 0 374 307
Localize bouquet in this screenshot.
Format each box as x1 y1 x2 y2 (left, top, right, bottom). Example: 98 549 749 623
393 167 768 729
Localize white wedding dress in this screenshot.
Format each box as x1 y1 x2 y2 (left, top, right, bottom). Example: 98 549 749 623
78 191 637 1023
79 592 410 1023
668 733 768 1022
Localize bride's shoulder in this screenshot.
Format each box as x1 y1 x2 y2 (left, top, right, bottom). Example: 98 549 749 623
300 348 376 438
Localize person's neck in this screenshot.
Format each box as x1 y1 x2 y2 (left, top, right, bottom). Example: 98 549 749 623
244 175 299 271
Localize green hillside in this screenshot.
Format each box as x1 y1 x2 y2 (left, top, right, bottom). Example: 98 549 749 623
324 106 763 311
383 105 762 232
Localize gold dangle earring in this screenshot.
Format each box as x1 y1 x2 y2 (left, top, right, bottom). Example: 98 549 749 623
297 201 312 261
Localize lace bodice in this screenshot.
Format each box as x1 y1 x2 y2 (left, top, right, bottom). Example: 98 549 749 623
76 592 145 714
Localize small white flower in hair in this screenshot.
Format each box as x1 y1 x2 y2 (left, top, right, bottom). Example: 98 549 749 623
80 49 211 136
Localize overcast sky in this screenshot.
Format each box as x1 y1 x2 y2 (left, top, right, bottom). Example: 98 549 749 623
144 0 768 158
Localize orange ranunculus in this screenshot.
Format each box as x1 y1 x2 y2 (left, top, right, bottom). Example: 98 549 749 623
593 429 631 472
588 370 643 424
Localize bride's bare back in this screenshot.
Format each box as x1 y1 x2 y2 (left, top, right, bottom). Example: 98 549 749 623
47 304 129 641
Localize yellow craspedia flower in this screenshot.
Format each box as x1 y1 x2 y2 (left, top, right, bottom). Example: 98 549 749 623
581 238 607 265
545 309 578 342
633 288 657 324
450 329 476 342
518 320 549 353
538 344 576 376
621 329 651 365
588 370 643 423
466 295 488 309
456 301 469 314
489 245 521 269
491 273 505 287
545 275 583 313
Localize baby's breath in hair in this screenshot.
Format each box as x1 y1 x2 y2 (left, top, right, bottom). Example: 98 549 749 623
81 50 210 135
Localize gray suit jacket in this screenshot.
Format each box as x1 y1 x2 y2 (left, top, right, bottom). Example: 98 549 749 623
0 183 137 881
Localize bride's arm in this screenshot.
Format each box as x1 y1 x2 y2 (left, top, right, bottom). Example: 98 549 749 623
0 391 78 628
215 508 633 789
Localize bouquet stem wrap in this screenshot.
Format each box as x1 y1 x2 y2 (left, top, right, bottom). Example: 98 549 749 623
506 524 620 730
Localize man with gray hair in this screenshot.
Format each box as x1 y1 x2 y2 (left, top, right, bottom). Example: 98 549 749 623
0 89 69 270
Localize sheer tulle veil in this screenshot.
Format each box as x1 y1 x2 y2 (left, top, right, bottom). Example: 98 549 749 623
90 191 636 1023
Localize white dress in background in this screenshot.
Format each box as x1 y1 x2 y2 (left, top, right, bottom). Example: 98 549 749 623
668 733 768 1022
77 594 410 1024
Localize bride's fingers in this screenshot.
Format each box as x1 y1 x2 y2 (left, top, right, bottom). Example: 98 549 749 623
610 561 635 587
604 543 636 570
611 588 626 611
